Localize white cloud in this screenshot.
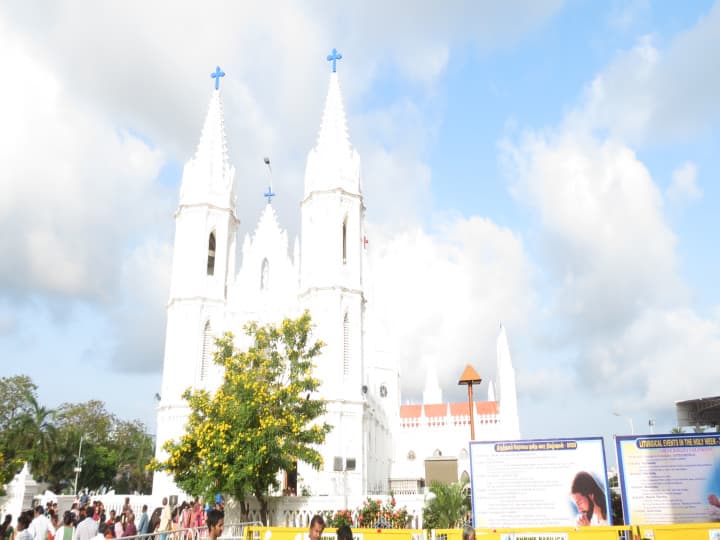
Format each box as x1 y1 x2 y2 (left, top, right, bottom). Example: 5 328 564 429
109 239 172 373
574 2 720 145
505 128 686 339
580 307 720 410
0 19 168 301
504 85 719 429
667 161 702 203
367 216 535 400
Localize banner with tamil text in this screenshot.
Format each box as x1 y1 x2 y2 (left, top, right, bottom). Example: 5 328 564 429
469 437 610 528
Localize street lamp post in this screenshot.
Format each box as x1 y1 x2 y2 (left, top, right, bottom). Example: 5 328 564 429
613 412 635 435
458 364 482 440
73 435 84 496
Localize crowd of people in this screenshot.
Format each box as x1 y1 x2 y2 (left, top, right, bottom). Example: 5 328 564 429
0 495 226 540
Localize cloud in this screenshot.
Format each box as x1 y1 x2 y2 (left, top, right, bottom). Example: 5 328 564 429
504 76 718 429
577 306 720 419
574 2 720 145
505 128 686 340
0 18 167 303
109 239 172 373
667 161 702 203
367 216 535 400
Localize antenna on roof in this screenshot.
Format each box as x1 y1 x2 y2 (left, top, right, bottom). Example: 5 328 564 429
263 157 276 204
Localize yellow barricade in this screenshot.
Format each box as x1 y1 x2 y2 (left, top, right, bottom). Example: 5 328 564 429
635 522 720 540
243 526 637 540
244 527 426 540
243 524 720 540
476 525 632 540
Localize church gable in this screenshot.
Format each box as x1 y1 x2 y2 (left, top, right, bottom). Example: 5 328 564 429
228 204 299 315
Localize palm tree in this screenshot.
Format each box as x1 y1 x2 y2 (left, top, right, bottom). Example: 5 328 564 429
423 481 470 529
12 393 57 481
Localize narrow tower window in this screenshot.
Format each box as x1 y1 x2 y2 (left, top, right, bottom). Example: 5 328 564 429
260 258 269 290
207 232 216 276
200 321 213 381
343 312 349 377
342 217 347 265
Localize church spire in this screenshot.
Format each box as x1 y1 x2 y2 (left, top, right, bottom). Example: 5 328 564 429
497 322 520 437
179 66 235 209
315 72 352 158
304 49 360 197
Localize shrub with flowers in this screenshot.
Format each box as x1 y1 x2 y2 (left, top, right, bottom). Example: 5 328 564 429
356 495 411 529
326 509 353 528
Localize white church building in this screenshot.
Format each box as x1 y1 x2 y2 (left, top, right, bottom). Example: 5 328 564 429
152 53 521 503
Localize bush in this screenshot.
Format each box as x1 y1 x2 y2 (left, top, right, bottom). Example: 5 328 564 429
326 509 353 528
357 495 411 529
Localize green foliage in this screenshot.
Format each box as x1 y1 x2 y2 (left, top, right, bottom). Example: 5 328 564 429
0 376 47 491
610 489 624 525
151 312 332 524
0 376 154 495
422 481 470 529
357 495 411 528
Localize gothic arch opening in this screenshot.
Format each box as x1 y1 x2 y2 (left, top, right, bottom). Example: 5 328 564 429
342 216 348 265
207 232 216 276
343 311 349 377
260 257 269 290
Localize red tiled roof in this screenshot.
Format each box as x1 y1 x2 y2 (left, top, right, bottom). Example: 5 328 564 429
400 401 498 418
400 404 422 418
476 401 499 414
424 404 448 417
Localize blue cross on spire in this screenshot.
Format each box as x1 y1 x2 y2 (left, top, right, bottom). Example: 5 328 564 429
326 48 342 73
264 186 276 204
211 66 225 90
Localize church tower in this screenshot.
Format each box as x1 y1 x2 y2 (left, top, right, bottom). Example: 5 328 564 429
153 67 238 496
298 50 370 496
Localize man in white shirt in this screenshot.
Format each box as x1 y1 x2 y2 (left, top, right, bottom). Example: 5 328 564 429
90 522 107 540
158 498 171 540
74 507 98 540
29 507 50 540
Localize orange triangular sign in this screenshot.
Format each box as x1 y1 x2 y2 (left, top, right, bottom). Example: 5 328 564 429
458 364 482 385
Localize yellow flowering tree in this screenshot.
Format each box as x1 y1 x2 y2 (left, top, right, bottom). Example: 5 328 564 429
150 312 331 524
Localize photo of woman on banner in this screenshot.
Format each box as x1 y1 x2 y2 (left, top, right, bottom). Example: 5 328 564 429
571 471 609 526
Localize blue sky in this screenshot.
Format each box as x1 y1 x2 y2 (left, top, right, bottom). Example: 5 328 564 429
1 1 720 461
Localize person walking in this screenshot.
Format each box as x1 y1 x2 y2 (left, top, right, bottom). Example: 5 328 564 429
136 507 148 536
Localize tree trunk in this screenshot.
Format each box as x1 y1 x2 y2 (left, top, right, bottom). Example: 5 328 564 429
239 500 250 523
255 493 269 526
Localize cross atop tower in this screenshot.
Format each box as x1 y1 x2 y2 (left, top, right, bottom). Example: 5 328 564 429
326 48 342 73
264 186 276 204
211 66 225 90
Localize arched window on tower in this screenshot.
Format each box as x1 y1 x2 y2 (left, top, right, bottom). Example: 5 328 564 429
343 312 349 377
342 217 348 265
260 258 269 290
200 321 213 382
207 232 216 276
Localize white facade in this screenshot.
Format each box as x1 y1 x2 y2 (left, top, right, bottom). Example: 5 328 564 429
153 63 521 500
